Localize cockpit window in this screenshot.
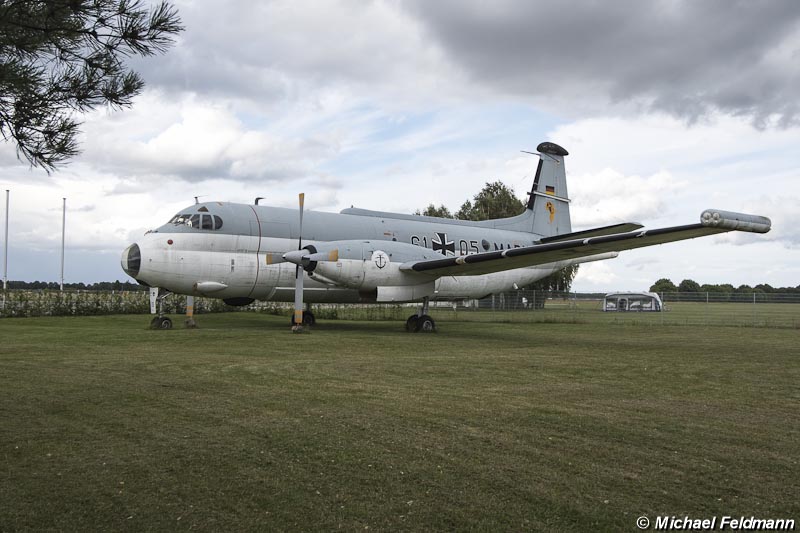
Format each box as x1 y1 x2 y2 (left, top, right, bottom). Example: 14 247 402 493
168 212 224 230
170 213 192 225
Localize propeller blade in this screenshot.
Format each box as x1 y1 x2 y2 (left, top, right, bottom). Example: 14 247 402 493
266 252 286 265
305 249 339 262
293 192 305 329
297 193 304 250
293 263 304 327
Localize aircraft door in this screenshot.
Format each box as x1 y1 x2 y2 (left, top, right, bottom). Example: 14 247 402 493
252 220 291 299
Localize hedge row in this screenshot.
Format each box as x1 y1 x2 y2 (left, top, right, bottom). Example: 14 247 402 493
0 290 251 318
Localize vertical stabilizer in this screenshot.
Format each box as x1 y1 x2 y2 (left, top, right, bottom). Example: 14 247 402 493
526 142 572 238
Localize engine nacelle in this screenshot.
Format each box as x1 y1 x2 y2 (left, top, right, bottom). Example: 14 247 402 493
303 240 440 300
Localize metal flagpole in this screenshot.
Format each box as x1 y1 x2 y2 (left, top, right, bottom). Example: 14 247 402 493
60 197 65 291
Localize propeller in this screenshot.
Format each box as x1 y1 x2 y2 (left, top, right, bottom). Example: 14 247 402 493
282 193 339 330
282 248 339 267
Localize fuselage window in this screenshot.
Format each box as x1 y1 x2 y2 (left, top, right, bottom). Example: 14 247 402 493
214 215 223 230
201 214 213 230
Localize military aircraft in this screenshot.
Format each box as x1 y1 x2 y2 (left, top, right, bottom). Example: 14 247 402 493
121 142 771 332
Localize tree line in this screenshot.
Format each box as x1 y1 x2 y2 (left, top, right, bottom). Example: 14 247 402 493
3 280 144 291
650 278 800 294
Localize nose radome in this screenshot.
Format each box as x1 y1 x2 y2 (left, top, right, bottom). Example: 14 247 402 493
121 243 141 278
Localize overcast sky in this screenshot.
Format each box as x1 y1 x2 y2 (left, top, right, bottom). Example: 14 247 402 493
1 0 798 291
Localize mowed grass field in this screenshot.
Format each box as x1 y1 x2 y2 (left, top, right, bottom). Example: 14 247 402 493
320 300 800 329
0 314 798 532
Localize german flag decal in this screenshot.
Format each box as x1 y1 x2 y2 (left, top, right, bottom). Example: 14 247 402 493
545 185 555 195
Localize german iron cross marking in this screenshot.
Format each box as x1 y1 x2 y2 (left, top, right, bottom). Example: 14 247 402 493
432 232 455 255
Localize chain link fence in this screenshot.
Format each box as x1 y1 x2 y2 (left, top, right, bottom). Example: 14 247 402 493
435 290 800 329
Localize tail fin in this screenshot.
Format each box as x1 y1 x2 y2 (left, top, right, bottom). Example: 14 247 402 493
487 141 573 237
526 142 572 237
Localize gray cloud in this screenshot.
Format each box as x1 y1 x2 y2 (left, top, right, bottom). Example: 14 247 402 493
130 0 445 105
402 0 800 125
132 1 800 127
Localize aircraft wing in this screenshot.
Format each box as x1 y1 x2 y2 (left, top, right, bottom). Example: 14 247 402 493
399 209 771 277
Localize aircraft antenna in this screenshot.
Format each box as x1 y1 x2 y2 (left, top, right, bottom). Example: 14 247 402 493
255 197 264 205
194 195 207 205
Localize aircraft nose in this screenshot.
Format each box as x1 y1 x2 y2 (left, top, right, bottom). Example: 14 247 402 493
121 243 141 279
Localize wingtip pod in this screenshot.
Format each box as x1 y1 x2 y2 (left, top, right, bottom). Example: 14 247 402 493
701 209 772 233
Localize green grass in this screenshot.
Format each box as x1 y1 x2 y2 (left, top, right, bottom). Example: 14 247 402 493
1 314 798 531
312 300 800 329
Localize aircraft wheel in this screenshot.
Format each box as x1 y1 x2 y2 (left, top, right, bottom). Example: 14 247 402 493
302 310 316 327
415 315 436 333
158 317 173 330
405 314 419 332
150 316 162 329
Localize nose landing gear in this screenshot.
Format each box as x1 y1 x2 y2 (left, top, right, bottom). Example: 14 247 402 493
148 287 174 330
150 315 173 329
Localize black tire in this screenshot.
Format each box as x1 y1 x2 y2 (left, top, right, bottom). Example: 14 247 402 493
415 314 436 333
302 311 316 327
149 316 162 329
159 317 173 330
405 314 419 332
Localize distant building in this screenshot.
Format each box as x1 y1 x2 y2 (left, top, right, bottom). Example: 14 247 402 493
603 292 663 312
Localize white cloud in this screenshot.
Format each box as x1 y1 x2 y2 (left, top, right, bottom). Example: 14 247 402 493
573 261 620 290
570 169 685 226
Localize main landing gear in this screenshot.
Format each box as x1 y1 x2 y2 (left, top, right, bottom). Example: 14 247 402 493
405 297 436 333
291 306 316 328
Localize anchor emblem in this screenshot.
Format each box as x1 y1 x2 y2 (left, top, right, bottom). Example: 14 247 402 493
373 251 388 269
